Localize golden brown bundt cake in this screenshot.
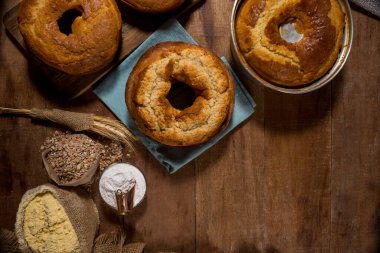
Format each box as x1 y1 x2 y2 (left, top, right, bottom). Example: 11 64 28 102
126 42 235 147
18 0 122 75
236 0 345 86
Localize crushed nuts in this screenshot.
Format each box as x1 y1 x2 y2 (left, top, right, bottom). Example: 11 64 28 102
97 138 124 171
41 133 101 183
41 131 127 184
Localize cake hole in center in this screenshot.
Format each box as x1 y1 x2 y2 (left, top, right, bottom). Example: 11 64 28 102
167 82 196 110
279 18 304 43
58 8 83 35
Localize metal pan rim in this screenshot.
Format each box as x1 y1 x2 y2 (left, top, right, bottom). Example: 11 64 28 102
230 0 354 94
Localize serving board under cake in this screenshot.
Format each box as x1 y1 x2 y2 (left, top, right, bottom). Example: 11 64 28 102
3 0 203 99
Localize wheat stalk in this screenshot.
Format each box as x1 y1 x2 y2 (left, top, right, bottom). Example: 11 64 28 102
0 107 136 149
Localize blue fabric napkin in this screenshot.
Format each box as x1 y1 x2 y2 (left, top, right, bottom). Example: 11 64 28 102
94 19 256 173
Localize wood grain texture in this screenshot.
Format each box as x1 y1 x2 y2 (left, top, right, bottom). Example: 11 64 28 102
1 0 380 252
330 10 380 253
2 0 201 98
191 1 333 252
0 1 196 252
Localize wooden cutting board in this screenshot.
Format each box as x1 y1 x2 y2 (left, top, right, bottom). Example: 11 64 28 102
2 0 203 99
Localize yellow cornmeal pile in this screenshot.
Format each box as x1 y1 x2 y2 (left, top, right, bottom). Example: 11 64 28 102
23 192 80 253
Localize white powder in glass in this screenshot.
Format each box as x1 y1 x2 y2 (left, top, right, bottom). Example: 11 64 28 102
99 163 146 209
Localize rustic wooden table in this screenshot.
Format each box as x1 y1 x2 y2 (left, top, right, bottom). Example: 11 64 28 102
1 0 379 252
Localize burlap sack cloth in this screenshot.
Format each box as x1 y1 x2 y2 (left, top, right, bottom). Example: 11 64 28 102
94 231 145 253
34 108 99 187
15 184 99 253
31 108 94 132
0 229 20 253
41 134 101 187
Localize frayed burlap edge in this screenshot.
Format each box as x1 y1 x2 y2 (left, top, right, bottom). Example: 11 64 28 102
0 229 20 253
93 230 145 253
15 184 99 253
122 243 146 253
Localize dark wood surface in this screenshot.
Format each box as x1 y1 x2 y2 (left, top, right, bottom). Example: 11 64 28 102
2 0 202 98
1 0 379 252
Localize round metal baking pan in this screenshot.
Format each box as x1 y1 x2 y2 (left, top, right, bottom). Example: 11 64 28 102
230 0 353 94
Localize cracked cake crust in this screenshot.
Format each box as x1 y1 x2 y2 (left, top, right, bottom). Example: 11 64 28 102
126 42 235 147
236 0 345 86
18 0 122 75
